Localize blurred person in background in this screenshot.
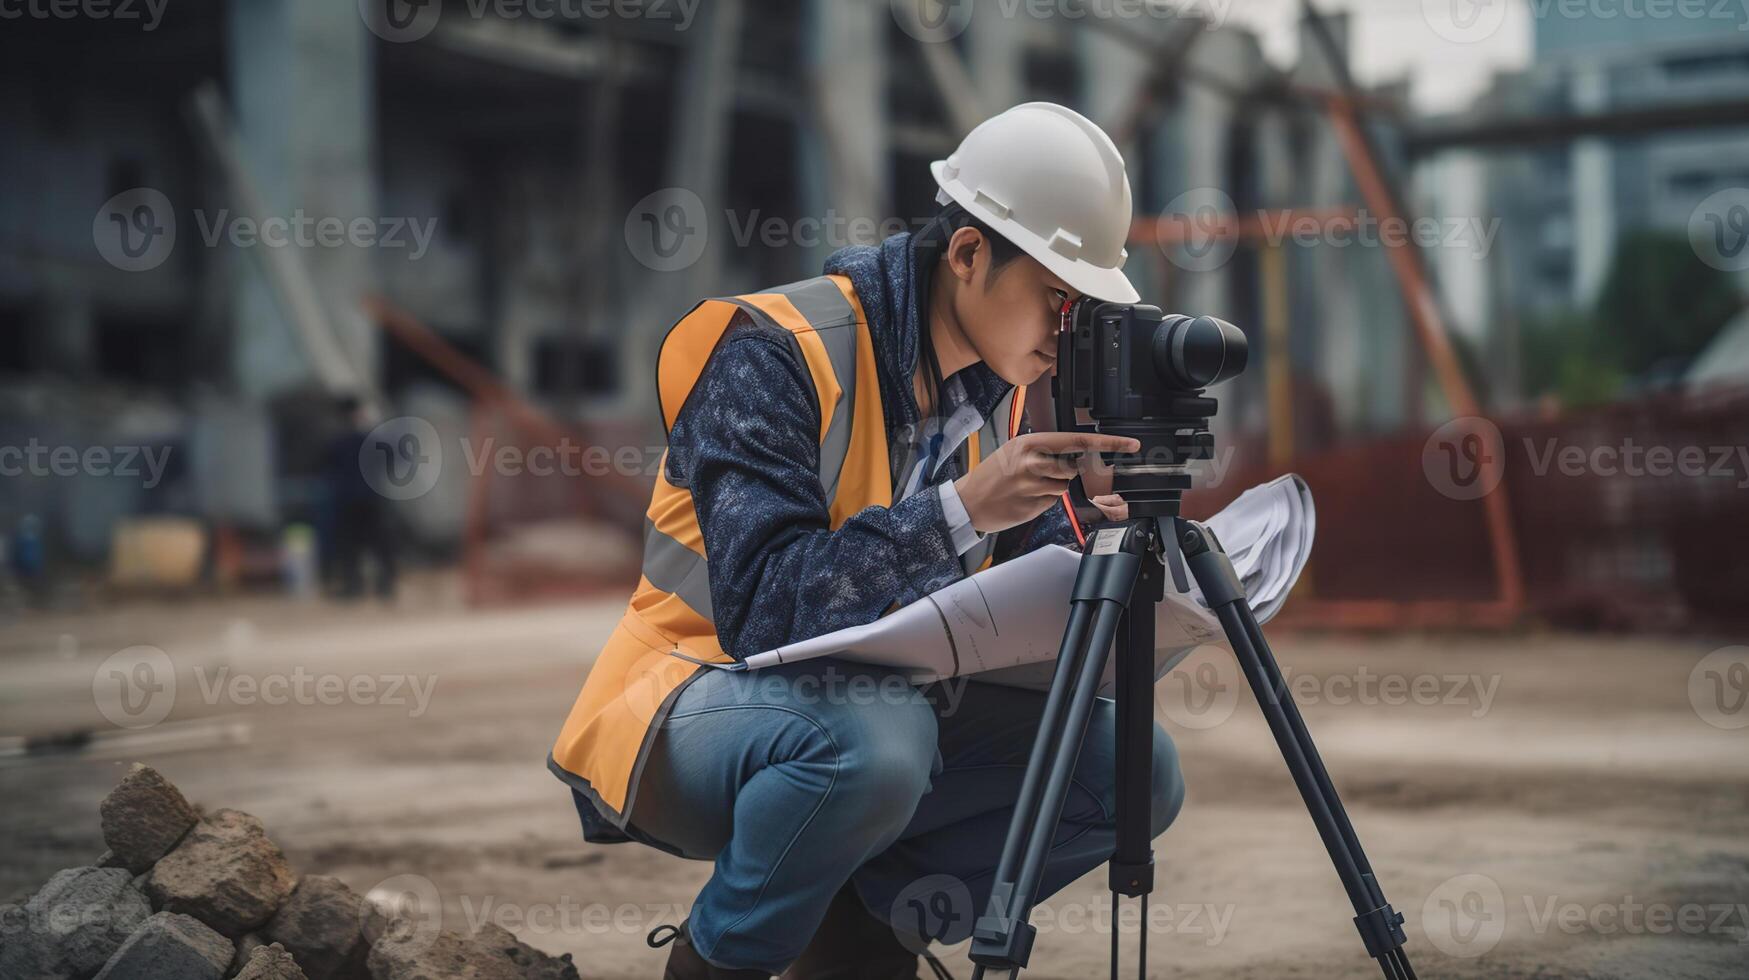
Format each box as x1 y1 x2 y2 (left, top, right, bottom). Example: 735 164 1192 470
323 395 397 601
550 104 1185 978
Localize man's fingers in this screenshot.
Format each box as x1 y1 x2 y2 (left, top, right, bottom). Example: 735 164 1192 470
1072 432 1142 454
1021 431 1141 454
1022 454 1080 480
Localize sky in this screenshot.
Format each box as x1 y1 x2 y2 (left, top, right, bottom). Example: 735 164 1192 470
1217 0 1535 112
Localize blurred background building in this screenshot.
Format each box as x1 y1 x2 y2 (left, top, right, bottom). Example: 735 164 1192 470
2 0 1746 627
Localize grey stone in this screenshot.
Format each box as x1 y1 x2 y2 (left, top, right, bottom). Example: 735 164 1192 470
93 911 235 980
99 764 200 874
262 875 369 980
234 942 310 980
366 927 522 980
475 923 580 980
146 808 297 937
364 922 580 980
0 866 151 980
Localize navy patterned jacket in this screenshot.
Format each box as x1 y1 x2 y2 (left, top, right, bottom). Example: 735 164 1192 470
664 231 1081 663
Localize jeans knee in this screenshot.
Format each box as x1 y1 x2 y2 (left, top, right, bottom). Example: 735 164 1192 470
829 701 937 839
1150 724 1186 837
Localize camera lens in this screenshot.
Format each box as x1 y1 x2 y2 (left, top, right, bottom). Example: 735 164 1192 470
1153 314 1248 389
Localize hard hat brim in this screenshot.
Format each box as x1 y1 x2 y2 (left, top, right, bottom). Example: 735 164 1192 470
932 160 1141 305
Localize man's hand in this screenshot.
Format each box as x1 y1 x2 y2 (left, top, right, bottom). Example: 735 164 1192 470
1077 436 1129 523
954 431 1139 534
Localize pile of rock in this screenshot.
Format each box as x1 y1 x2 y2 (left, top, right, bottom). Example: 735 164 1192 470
1 764 581 980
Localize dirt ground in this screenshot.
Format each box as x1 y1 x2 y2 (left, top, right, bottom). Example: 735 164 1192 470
3 582 1747 979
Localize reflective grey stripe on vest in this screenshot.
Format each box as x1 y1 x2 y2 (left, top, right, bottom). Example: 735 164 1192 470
769 278 859 500
642 277 861 624
958 386 1020 575
642 519 714 621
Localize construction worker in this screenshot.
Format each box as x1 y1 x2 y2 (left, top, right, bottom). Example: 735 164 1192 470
550 103 1185 978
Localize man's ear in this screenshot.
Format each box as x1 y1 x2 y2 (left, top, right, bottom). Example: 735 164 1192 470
943 225 984 284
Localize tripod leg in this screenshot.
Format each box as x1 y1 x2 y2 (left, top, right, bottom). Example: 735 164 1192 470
1179 522 1413 979
986 602 1096 906
1110 558 1162 980
971 524 1150 976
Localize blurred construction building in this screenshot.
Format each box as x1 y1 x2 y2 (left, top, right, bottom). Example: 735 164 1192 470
2 0 1745 625
0 1 1399 567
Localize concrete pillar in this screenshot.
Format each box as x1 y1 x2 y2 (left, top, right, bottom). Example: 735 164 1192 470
1569 66 1614 305
227 0 378 398
800 0 890 268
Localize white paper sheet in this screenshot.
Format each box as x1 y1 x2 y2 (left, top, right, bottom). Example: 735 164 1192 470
705 474 1314 695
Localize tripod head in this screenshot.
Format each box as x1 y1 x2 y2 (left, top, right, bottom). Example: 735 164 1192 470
1051 299 1248 518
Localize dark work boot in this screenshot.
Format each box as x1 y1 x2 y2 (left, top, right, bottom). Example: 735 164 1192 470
648 920 771 980
781 883 952 980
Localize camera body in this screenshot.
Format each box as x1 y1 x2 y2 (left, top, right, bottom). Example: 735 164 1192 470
1051 298 1248 516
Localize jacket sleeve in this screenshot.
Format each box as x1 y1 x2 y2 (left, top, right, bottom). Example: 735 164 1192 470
665 320 967 663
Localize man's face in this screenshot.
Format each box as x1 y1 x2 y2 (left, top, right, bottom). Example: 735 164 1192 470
953 234 1081 386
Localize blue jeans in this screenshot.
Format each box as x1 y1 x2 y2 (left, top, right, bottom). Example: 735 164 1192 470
623 659 1186 974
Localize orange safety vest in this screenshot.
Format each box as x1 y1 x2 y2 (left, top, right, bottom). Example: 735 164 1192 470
549 274 1025 828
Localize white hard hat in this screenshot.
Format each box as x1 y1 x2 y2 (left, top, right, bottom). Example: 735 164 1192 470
932 102 1139 303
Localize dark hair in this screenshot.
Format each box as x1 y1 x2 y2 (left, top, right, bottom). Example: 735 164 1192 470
923 200 1024 272
910 201 1026 423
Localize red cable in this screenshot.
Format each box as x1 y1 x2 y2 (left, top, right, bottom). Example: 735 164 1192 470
1061 490 1086 548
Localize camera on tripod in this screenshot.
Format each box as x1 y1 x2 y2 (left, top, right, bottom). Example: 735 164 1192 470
974 296 1416 980
1051 299 1249 516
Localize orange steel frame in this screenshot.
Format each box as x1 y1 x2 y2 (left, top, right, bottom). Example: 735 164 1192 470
1129 101 1527 628
363 295 648 604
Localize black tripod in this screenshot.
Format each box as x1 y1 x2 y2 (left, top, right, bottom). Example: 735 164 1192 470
965 509 1416 980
